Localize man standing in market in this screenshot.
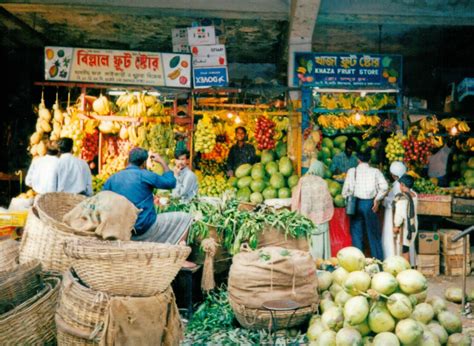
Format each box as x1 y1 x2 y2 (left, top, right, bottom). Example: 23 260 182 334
342 150 388 260
226 127 257 177
171 149 198 202
56 138 93 196
102 148 195 264
25 140 60 194
330 138 359 175
427 138 453 187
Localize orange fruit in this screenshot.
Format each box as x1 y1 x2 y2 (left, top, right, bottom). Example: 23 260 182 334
46 48 54 60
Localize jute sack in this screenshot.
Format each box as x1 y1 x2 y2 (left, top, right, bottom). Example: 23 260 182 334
228 246 318 310
258 226 309 251
63 191 139 241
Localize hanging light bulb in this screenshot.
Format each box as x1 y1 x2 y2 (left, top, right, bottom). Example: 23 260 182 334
450 126 458 136
235 116 242 124
227 112 234 119
360 91 367 97
355 112 362 122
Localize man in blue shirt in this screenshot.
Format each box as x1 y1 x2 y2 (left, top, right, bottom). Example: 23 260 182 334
330 138 359 175
103 148 193 246
172 149 198 202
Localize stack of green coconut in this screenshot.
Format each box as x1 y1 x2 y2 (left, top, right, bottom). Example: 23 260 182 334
308 247 471 346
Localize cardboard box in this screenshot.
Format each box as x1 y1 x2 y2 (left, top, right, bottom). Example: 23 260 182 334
417 254 440 277
418 231 439 254
172 44 190 53
187 26 216 46
441 254 471 276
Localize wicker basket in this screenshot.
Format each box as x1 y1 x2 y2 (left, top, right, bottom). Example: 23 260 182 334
0 239 19 271
19 208 93 273
64 239 192 296
0 259 43 314
56 269 110 346
229 295 316 331
34 192 89 235
0 276 60 345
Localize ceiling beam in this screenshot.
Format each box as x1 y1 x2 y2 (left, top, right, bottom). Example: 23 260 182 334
287 0 321 86
0 6 48 47
318 0 474 26
1 1 290 20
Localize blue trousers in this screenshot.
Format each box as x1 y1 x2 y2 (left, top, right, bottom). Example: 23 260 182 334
350 198 384 260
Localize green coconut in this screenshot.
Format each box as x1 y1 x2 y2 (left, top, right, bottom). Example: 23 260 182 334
337 247 366 272
344 296 369 325
368 301 396 333
445 287 463 304
412 303 435 324
371 272 398 296
437 310 462 334
387 293 413 319
427 295 448 315
317 270 333 292
329 283 343 299
315 330 336 346
420 330 441 346
373 332 400 346
320 299 337 314
335 327 362 346
396 269 428 294
395 318 423 345
344 271 371 295
344 319 371 337
427 321 449 344
322 306 344 332
447 333 472 346
307 319 328 341
332 267 350 286
335 290 353 307
382 256 411 276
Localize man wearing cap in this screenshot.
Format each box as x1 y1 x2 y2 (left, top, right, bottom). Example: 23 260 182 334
393 174 418 263
382 161 407 259
342 150 388 260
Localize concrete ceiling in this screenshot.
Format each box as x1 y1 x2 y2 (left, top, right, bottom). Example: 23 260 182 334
1 0 474 80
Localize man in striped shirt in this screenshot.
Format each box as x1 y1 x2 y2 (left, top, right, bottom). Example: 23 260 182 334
342 150 388 260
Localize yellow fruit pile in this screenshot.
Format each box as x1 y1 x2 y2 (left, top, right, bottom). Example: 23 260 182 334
440 117 470 132
194 115 216 153
198 174 233 197
319 93 395 110
385 133 405 162
317 114 380 130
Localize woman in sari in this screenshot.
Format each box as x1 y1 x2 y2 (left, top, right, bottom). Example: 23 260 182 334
291 160 334 259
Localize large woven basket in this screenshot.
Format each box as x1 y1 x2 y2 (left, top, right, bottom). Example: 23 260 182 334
229 295 317 331
34 192 89 235
0 259 43 314
64 239 191 296
0 239 19 271
56 269 110 346
0 276 60 345
19 208 93 273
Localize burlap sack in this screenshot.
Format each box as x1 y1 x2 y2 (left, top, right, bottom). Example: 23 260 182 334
258 227 309 252
63 191 139 241
228 246 318 309
100 287 182 346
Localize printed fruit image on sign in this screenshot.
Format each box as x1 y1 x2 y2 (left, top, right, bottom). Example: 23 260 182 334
169 56 180 68
46 48 54 60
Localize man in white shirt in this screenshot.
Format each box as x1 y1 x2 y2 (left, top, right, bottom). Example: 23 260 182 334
171 149 198 202
25 141 59 194
57 137 93 196
342 150 388 260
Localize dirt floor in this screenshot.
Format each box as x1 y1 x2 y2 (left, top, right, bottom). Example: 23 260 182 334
428 275 474 336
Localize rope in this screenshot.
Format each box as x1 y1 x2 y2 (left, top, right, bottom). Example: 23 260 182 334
201 238 218 292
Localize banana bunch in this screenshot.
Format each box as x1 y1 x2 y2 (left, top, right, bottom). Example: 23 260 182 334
318 114 380 129
273 116 289 131
319 95 338 110
353 96 374 111
127 93 147 118
337 94 353 110
439 117 459 130
430 135 444 148
420 116 439 134
458 121 471 132
456 138 474 152
296 66 307 75
194 115 217 153
468 138 474 151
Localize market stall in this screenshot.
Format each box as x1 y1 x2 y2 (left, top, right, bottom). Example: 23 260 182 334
294 52 404 256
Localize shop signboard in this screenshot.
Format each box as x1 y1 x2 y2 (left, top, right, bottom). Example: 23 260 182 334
293 52 402 89
187 26 216 46
193 67 228 88
191 44 227 67
44 46 191 88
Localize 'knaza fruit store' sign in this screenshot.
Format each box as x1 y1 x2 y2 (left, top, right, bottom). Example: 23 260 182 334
293 52 402 89
44 46 192 88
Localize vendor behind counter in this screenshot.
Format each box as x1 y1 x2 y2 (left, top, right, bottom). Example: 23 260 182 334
226 127 257 177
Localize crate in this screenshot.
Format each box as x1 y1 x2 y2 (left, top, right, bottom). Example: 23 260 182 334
417 254 440 277
441 254 471 276
418 231 439 254
0 211 28 227
417 194 452 217
452 197 474 215
440 229 470 256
